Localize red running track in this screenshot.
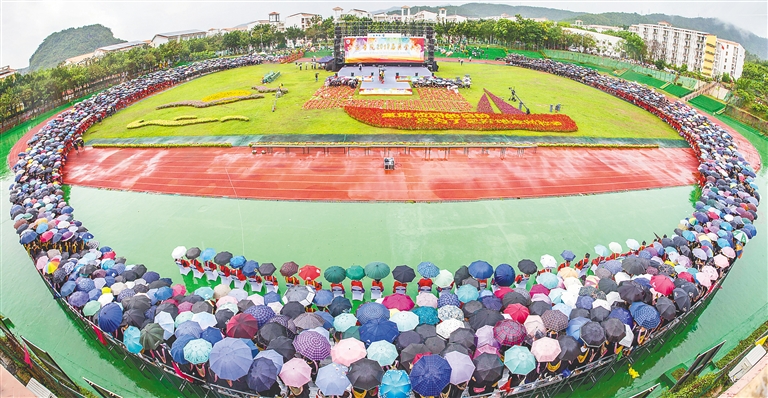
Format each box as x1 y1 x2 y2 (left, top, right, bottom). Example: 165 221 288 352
63 147 701 202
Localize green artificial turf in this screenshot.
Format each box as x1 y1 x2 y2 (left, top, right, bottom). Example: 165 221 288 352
689 95 726 113
86 62 681 141
663 84 693 98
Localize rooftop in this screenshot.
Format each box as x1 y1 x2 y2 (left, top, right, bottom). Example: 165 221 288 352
154 29 206 38
97 41 146 52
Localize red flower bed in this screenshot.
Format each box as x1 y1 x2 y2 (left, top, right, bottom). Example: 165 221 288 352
484 89 525 115
344 106 578 132
303 86 355 110
477 94 494 113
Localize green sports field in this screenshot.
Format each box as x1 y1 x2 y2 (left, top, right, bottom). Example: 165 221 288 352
86 62 681 141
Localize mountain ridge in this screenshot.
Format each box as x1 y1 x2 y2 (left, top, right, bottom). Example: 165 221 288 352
28 24 125 71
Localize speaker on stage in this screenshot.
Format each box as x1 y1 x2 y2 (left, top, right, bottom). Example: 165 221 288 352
333 26 344 71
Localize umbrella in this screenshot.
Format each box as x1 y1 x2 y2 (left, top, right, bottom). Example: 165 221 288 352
517 259 537 275
284 285 315 307
537 273 559 290
673 288 691 312
214 251 233 266
298 265 321 281
650 275 675 296
367 341 399 366
468 309 504 331
630 303 661 329
436 319 464 339
655 297 677 321
395 330 422 350
417 262 439 278
580 321 606 347
609 242 622 254
247 357 279 393
258 262 276 276
392 265 416 283
391 311 420 332
541 310 569 332
494 264 515 287
381 370 411 398
472 353 504 384
332 338 367 367
172 246 187 260
531 337 561 362
192 312 217 330
185 247 201 260
209 338 253 380
171 335 195 364
226 313 259 339
602 318 627 343
194 287 214 300
329 297 353 317
83 301 101 317
504 346 536 375
97 303 122 333
456 285 479 303
382 294 415 311
410 355 452 396
293 331 331 361
316 363 351 396
140 323 165 350
622 257 646 275
348 358 384 391
365 262 391 280
258 322 288 344
413 307 439 325
400 344 429 369
346 265 365 281
540 255 557 269
504 303 530 324
618 281 645 303
357 302 390 324
324 266 347 283
184 338 212 364
494 319 526 346
433 270 454 288
425 336 446 354
280 261 299 277
468 260 493 279
293 313 324 330
334 313 358 333
561 250 576 262
123 326 142 354
281 302 306 319
360 319 400 345
280 357 312 387
438 305 463 322
268 336 296 362
557 336 581 362
175 320 203 339
443 351 475 385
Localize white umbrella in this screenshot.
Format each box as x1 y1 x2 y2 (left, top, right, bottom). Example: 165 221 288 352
436 319 463 339
172 246 187 260
540 255 557 269
609 242 622 254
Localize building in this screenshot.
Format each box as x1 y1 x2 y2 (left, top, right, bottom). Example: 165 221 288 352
63 52 96 66
150 29 207 47
343 8 371 19
629 22 745 79
94 41 147 57
438 9 468 23
283 13 321 30
0 66 17 80
411 10 438 22
563 28 625 58
372 13 400 23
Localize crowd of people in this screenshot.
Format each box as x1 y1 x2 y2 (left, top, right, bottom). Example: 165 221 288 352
7 52 761 398
411 75 471 90
325 75 360 88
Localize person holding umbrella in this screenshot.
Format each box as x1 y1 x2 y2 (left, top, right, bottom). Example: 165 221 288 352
365 262 390 300
282 261 301 289
392 265 415 294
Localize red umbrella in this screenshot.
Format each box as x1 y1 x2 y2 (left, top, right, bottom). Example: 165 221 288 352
382 294 415 311
529 284 550 297
650 275 675 296
494 287 512 300
413 352 432 365
298 265 321 281
503 303 529 324
493 319 526 346
678 272 694 283
226 313 259 339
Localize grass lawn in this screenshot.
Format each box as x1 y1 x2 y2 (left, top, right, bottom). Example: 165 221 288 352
86 62 681 141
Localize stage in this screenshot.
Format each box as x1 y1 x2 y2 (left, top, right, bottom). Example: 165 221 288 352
338 65 432 95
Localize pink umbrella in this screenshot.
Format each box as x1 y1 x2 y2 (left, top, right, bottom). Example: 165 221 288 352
713 254 730 268
330 338 366 367
701 266 718 281
474 325 499 348
472 344 499 359
503 304 529 324
172 284 187 296
494 287 513 299
721 247 736 259
280 358 312 387
678 272 694 283
35 256 49 270
217 296 238 307
529 284 550 297
695 273 712 287
524 316 545 337
416 293 438 308
531 337 561 362
178 302 194 313
650 275 674 296
382 294 415 311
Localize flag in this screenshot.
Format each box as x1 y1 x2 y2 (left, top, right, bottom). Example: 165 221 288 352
22 344 31 366
92 324 106 345
173 362 194 382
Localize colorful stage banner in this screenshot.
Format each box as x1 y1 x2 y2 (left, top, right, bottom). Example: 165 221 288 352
344 37 425 64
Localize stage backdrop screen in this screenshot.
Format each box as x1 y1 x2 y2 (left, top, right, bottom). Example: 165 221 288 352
344 37 425 64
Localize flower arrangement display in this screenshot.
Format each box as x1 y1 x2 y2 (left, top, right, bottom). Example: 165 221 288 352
201 90 252 102
249 141 652 149
251 86 289 93
173 115 198 121
484 89 525 115
476 94 494 113
92 142 233 149
303 86 356 110
343 107 578 132
127 115 249 129
156 94 264 109
303 87 473 112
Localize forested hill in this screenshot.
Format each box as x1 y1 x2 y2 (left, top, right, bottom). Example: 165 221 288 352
28 24 125 71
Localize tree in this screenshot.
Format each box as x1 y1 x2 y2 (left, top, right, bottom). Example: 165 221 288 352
721 72 731 83
655 59 666 70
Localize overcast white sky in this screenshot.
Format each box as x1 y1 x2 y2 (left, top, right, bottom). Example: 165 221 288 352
1 0 766 68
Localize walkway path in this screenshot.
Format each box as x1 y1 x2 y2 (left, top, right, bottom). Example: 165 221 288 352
63 146 699 202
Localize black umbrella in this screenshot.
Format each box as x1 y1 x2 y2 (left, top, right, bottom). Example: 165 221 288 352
186 247 201 260
622 257 646 276
580 321 606 348
124 295 151 313
469 309 504 331
415 324 437 340
214 251 233 266
258 322 288 346
183 294 203 304
281 302 306 319
148 280 167 290
598 278 618 294
453 266 470 287
348 358 384 391
672 288 691 312
618 281 645 303
601 318 626 343
237 300 255 313
329 297 352 317
528 301 551 316
441 343 470 356
557 336 580 362
122 309 145 327
461 277 479 289
462 301 484 318
472 353 504 384
192 301 213 314
590 307 610 322
156 303 179 319
395 330 422 350
655 297 676 321
132 264 147 277
133 284 149 294
392 265 416 283
215 309 234 329
424 336 446 354
517 259 537 275
502 292 530 308
266 336 296 362
448 328 476 351
258 262 276 276
399 343 429 370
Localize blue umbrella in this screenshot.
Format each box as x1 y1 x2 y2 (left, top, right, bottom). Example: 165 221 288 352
123 326 143 354
608 308 633 327
314 290 334 307
601 260 623 275
175 320 203 339
380 370 411 398
417 262 439 278
194 287 214 300
412 307 439 325
201 327 223 345
201 248 216 262
255 349 285 372
437 293 460 308
566 317 590 341
264 292 281 304
629 303 661 329
493 264 515 287
468 261 493 279
410 355 452 396
315 311 334 330
155 286 173 301
247 357 279 393
356 302 389 324
209 338 253 380
19 230 37 244
244 305 275 327
537 272 559 289
68 291 89 307
171 335 196 364
77 278 95 292
243 260 259 276
360 319 399 345
316 363 351 396
60 281 76 297
561 250 576 262
241 339 259 358
184 339 213 364
230 256 246 269
98 303 123 333
456 285 479 303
